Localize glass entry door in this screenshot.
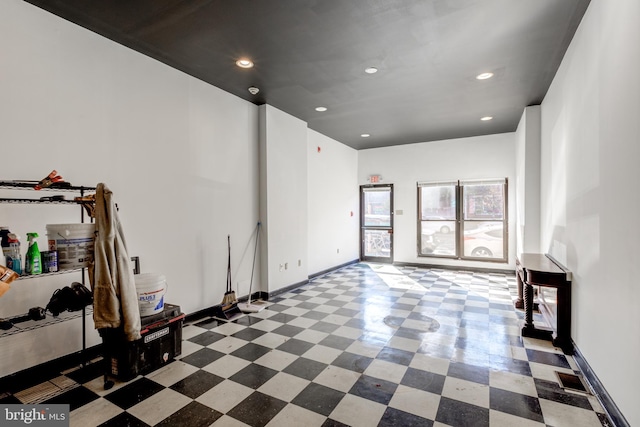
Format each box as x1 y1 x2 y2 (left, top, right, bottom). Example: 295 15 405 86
360 184 393 263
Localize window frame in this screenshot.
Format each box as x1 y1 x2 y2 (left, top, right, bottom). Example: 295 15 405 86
417 178 508 262
416 181 459 259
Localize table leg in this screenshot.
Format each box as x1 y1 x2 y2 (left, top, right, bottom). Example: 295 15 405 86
515 269 524 309
521 283 553 340
523 282 534 329
552 285 573 354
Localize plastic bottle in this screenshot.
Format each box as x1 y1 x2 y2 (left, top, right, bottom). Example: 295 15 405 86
0 227 10 267
25 232 42 275
6 234 21 275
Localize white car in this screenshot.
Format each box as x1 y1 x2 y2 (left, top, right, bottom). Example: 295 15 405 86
463 224 504 258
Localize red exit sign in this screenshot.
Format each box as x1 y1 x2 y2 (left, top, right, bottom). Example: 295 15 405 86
370 175 380 183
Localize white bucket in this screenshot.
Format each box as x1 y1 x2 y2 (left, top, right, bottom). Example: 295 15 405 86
46 223 95 270
135 273 167 317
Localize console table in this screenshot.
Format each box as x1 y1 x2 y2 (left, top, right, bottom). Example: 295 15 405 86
515 253 573 354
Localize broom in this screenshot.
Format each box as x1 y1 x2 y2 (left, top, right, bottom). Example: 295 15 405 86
221 235 236 307
238 222 265 313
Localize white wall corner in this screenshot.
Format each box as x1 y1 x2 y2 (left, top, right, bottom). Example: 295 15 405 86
515 105 542 256
260 105 309 293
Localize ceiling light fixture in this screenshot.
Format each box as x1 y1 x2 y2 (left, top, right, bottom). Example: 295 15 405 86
236 58 254 68
476 72 494 80
248 87 259 95
365 67 378 74
361 133 371 138
315 106 327 112
481 116 493 121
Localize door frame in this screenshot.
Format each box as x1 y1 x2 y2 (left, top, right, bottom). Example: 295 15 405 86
360 184 394 263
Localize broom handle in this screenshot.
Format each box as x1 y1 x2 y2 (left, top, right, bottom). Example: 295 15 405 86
248 222 260 304
227 235 232 292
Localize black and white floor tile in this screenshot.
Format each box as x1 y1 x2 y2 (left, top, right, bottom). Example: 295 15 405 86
0 263 612 426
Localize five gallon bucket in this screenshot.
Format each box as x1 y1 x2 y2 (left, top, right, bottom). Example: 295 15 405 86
46 223 95 270
135 273 167 316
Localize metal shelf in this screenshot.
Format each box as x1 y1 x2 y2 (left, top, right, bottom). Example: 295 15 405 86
0 198 86 205
0 181 95 193
0 180 95 366
15 268 84 281
0 307 93 338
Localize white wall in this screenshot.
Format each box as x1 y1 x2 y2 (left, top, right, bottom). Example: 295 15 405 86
0 0 260 376
540 0 640 424
307 130 359 275
358 134 516 271
259 105 308 292
515 106 542 255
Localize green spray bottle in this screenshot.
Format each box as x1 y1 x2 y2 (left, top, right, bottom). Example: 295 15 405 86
25 232 41 275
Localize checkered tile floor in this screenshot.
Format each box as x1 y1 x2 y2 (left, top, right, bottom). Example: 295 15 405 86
1 263 612 426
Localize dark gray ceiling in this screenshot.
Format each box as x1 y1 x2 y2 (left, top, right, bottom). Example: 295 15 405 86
24 0 590 150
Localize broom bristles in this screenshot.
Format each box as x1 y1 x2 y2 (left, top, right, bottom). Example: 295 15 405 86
222 290 237 305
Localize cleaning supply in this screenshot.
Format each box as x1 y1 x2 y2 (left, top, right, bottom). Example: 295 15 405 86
0 227 11 267
40 251 58 273
6 234 21 275
25 232 42 275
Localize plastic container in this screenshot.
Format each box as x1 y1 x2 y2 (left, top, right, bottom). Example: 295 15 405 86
0 227 11 267
6 234 21 275
40 250 58 273
135 273 167 317
25 232 41 275
46 224 95 270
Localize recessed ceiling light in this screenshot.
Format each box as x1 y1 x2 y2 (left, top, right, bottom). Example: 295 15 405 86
481 116 493 121
476 72 494 80
236 58 254 68
365 67 378 74
315 106 327 112
361 133 371 138
248 87 259 95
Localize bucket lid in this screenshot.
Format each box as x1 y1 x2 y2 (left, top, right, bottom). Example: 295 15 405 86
135 273 166 286
46 223 95 230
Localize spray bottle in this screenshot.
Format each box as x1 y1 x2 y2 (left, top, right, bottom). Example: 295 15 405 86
25 233 42 275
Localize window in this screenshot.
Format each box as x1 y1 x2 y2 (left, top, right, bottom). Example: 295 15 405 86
417 179 507 261
418 181 457 257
